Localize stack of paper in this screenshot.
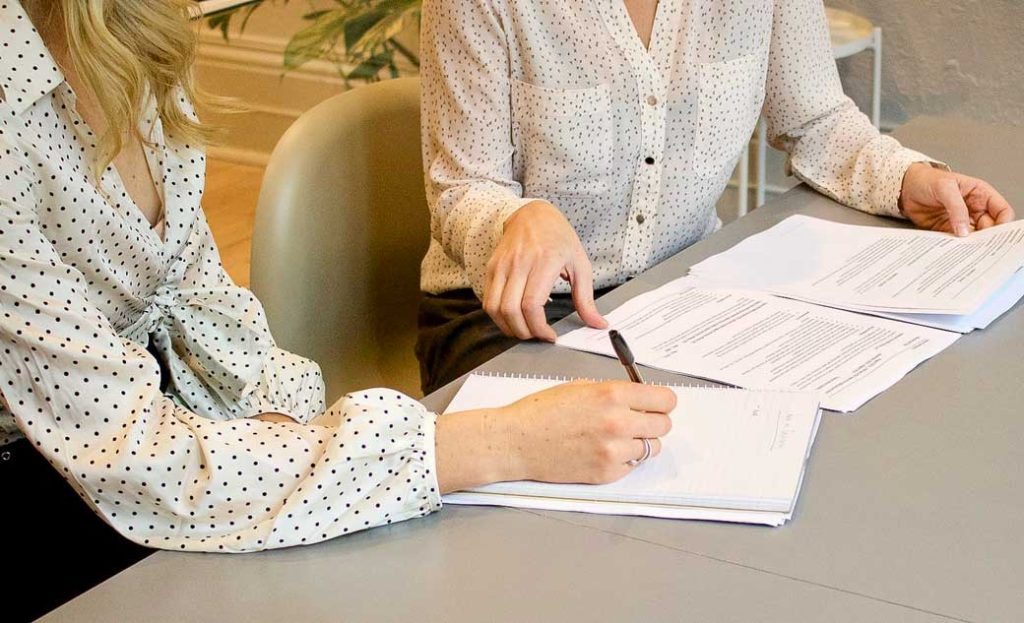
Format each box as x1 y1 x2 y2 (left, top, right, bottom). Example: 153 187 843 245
556 277 960 412
688 216 1024 333
558 217 1024 411
442 373 822 527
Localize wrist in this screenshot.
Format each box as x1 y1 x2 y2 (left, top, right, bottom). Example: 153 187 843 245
503 199 553 231
435 407 526 493
899 163 928 214
491 405 531 483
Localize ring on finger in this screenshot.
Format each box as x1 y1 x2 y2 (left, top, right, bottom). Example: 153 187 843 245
626 438 653 467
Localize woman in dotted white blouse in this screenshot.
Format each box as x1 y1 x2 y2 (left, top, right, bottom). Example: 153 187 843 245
416 0 1016 393
0 1 678 619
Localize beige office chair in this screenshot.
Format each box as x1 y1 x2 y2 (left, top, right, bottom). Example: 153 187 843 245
251 77 428 404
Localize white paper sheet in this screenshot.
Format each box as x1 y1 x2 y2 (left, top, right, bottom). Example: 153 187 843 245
689 215 1024 316
441 374 822 526
442 491 793 527
820 269 1024 333
556 277 960 412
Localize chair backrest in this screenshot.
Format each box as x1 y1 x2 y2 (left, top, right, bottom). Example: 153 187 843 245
251 77 427 403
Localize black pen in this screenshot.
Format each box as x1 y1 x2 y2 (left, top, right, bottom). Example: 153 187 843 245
608 330 645 384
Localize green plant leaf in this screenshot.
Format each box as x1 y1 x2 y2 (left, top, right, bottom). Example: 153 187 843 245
203 0 276 40
346 49 393 81
348 5 418 56
206 13 233 40
283 9 352 70
302 9 333 21
237 3 265 34
274 0 423 83
342 7 388 50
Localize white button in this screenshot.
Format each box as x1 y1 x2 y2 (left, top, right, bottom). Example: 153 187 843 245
646 95 658 106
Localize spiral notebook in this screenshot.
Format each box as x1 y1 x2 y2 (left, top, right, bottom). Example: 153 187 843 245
441 373 823 526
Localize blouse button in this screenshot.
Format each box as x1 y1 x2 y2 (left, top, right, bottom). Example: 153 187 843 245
636 214 646 224
644 156 655 165
646 95 658 107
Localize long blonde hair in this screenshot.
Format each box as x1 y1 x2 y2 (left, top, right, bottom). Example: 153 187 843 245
25 0 218 172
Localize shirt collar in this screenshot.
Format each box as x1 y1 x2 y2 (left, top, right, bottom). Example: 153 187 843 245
0 0 65 115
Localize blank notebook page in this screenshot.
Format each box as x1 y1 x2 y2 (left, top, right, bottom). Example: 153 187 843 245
443 374 822 514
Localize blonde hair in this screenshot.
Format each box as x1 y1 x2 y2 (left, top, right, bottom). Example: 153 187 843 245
25 0 218 172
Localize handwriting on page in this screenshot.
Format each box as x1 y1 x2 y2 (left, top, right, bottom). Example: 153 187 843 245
768 411 797 452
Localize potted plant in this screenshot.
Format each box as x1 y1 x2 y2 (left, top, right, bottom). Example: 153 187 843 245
206 0 421 84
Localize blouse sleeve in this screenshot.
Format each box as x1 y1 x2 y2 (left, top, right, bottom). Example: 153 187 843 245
421 0 534 298
763 0 944 218
174 202 334 426
0 130 442 552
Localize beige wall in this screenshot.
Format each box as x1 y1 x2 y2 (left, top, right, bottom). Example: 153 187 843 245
831 0 1024 128
196 1 354 164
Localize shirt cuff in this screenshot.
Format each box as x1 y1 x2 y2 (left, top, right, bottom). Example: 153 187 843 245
466 195 537 300
882 147 949 219
336 389 444 520
420 409 444 512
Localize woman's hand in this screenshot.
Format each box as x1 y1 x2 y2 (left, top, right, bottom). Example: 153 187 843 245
900 163 1015 236
435 380 676 493
483 200 607 342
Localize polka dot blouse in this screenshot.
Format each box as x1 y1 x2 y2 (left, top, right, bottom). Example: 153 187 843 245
419 0 938 299
0 1 440 552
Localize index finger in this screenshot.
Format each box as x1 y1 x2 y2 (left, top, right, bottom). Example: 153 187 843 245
568 254 608 330
521 262 562 342
936 178 972 237
629 411 673 439
608 381 677 413
988 190 1015 225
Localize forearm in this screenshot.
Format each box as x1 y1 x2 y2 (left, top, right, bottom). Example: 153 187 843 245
422 0 536 297
763 0 937 218
435 407 525 493
16 388 441 551
778 101 935 217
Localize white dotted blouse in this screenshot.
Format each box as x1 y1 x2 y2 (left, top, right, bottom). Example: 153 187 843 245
0 1 440 552
419 0 937 299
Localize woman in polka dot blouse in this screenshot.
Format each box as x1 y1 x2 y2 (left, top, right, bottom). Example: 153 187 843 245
416 0 1015 393
1 1 678 618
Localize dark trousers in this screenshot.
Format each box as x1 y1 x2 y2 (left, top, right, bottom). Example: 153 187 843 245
1 438 152 622
416 288 611 395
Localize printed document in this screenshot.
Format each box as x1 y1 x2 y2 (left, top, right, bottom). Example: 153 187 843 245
689 215 1024 316
556 277 960 412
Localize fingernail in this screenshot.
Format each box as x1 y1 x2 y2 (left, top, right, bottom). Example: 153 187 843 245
956 224 970 237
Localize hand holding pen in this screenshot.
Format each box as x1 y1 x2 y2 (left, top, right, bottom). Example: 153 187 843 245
608 330 658 466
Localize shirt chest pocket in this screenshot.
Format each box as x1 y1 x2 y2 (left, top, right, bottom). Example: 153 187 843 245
511 79 614 196
693 54 766 178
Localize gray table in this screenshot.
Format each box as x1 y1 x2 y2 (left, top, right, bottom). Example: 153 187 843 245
42 119 1024 623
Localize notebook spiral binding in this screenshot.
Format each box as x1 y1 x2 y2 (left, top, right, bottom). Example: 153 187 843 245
471 370 730 390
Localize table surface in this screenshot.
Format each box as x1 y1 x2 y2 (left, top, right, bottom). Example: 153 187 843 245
43 118 1024 623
